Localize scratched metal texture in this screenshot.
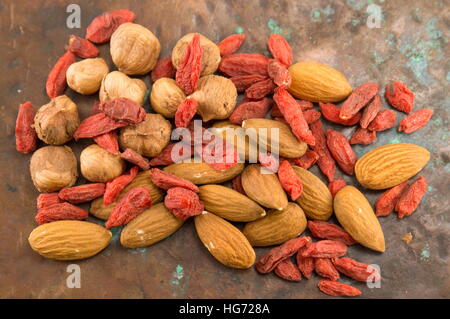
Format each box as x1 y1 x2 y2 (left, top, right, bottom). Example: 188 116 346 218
0 0 448 298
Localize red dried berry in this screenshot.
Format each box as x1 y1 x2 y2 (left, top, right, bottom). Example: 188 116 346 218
367 109 397 131
98 98 146 124
202 137 239 171
318 280 361 297
296 244 315 279
86 9 136 44
309 120 336 182
229 98 272 125
230 74 268 92
332 257 381 282
326 129 357 175
267 34 293 67
375 181 409 217
301 240 347 258
349 128 377 145
217 33 246 56
340 82 379 120
398 108 434 133
360 95 382 129
319 103 362 126
385 81 414 114
46 51 76 99
277 160 303 201
271 100 312 118
58 183 106 204
231 174 246 196
91 101 102 115
315 258 340 281
328 178 347 197
66 35 99 58
395 176 427 219
35 203 88 225
274 258 302 282
307 221 357 246
149 143 193 166
176 33 203 95
150 168 199 193
290 150 320 170
219 53 270 77
103 166 139 206
120 148 150 170
74 113 128 139
93 131 119 154
36 193 63 210
175 98 199 128
258 152 280 173
303 110 321 125
164 187 204 220
267 59 292 89
245 78 276 100
151 57 176 82
15 101 37 154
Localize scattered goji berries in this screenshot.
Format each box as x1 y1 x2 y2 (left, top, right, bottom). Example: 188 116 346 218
328 178 347 197
15 101 37 154
367 109 397 131
120 148 150 170
307 221 356 246
98 98 146 124
398 108 434 133
151 57 176 82
360 95 381 129
46 51 76 99
229 98 272 125
318 280 361 297
86 9 136 43
35 202 88 225
267 34 293 67
150 168 199 192
315 258 340 281
58 183 106 204
217 33 246 56
176 33 203 95
267 59 292 89
326 129 357 175
296 244 315 279
36 193 63 210
74 113 128 139
339 82 379 120
230 74 268 92
277 160 303 201
164 187 204 220
319 102 362 126
395 176 427 219
290 150 319 170
375 181 409 217
245 78 276 100
385 81 414 114
93 131 119 154
103 166 139 206
301 240 347 258
175 98 199 128
66 35 99 58
219 53 270 77
274 258 302 281
309 120 336 182
332 257 380 282
349 128 377 145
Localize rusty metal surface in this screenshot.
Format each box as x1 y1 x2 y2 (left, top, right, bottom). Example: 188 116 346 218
0 0 449 298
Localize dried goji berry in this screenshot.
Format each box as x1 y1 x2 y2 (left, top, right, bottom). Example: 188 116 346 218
74 113 128 139
315 258 340 281
35 203 88 225
217 33 246 56
256 236 312 274
360 95 381 129
175 97 199 128
375 181 409 217
86 9 136 43
326 129 357 175
267 34 293 67
148 143 192 166
258 152 280 173
319 103 362 126
219 53 270 77
367 109 397 131
385 81 414 114
150 168 199 192
229 98 272 125
309 120 336 182
120 148 150 170
290 150 320 170
245 78 276 100
349 128 377 145
151 57 176 82
271 100 312 117
303 110 321 125
176 33 203 95
398 108 434 133
105 186 152 229
273 88 315 146
46 51 76 99
201 136 239 171
230 74 268 92
328 178 347 197
318 280 361 297
58 183 106 204
395 176 427 219
274 258 302 281
66 35 99 58
277 160 303 201
301 240 347 258
91 101 102 115
339 82 379 120
98 98 146 124
164 187 204 220
307 221 356 246
15 101 37 154
332 257 381 282
93 131 119 154
36 193 63 210
296 244 315 279
103 166 139 206
267 59 292 89
231 174 247 196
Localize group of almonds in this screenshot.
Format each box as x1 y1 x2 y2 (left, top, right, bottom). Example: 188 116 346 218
15 9 434 297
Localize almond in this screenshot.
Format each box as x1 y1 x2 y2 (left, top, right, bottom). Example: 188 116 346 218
355 143 430 190
28 220 111 260
211 121 250 161
243 202 307 247
163 161 244 184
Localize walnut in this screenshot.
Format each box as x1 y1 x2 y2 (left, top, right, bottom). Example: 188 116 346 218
66 58 109 95
110 23 161 75
150 78 186 118
99 71 147 105
30 145 78 192
80 144 125 182
34 95 80 145
119 113 171 157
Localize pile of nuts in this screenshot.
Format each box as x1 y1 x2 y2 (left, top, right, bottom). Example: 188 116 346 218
15 9 434 297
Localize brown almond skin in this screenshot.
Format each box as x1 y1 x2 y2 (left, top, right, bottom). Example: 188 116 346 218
194 212 256 269
120 203 184 248
292 166 333 220
199 184 266 222
28 221 111 260
334 186 385 252
241 164 288 210
243 202 307 247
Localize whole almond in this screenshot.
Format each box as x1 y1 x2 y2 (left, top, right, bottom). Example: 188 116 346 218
355 143 430 190
243 202 307 247
194 211 256 269
288 61 352 102
163 161 244 184
120 203 184 248
334 186 385 252
28 220 111 260
199 184 266 222
292 166 333 220
241 164 288 210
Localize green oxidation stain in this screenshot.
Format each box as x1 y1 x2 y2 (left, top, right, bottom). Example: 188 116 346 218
434 118 442 125
427 185 434 192
411 8 421 23
420 247 430 260
311 9 321 21
322 5 335 18
235 26 244 34
171 264 184 285
400 40 432 85
386 33 395 46
351 19 361 26
346 0 367 10
143 89 150 105
372 51 385 65
267 19 281 34
110 226 122 242
389 138 401 144
6 183 16 192
367 0 376 4
425 18 447 49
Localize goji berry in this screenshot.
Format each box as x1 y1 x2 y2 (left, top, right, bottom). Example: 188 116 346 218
395 176 427 219
277 160 303 201
296 244 315 279
367 109 397 131
230 74 268 92
93 131 119 154
175 97 199 128
385 81 414 114
35 202 88 225
339 82 379 120
274 258 302 281
148 142 192 166
273 88 315 146
176 33 203 95
375 181 409 217
218 34 246 56
91 101 102 115
267 34 293 67
309 120 336 182
66 35 99 58
258 152 280 173
219 53 270 77
58 183 106 204
349 128 377 145
74 113 128 139
398 108 434 134
307 221 356 246
271 100 312 118
315 258 340 281
15 101 37 154
105 186 152 229
255 236 312 274
332 257 381 282
245 78 276 100
231 174 247 196
98 98 146 124
103 166 139 206
267 59 292 89
360 95 381 129
201 136 239 171
151 57 176 82
46 51 76 99
301 240 347 258
290 150 320 170
120 148 150 170
150 168 199 192
36 193 63 210
318 280 361 297
326 129 357 175
229 98 272 125
303 110 321 124
319 103 362 126
86 9 136 44
164 187 204 220
328 179 347 197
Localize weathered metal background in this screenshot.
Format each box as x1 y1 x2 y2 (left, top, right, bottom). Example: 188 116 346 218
0 0 448 298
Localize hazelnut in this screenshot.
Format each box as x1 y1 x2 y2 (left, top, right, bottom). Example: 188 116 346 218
99 71 147 105
34 95 80 145
66 58 109 95
150 78 186 118
30 145 78 192
172 33 221 76
110 23 161 75
119 113 171 157
80 144 125 182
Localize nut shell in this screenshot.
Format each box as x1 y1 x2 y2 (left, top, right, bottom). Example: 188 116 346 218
80 144 125 182
66 58 109 95
100 71 147 105
150 78 186 118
